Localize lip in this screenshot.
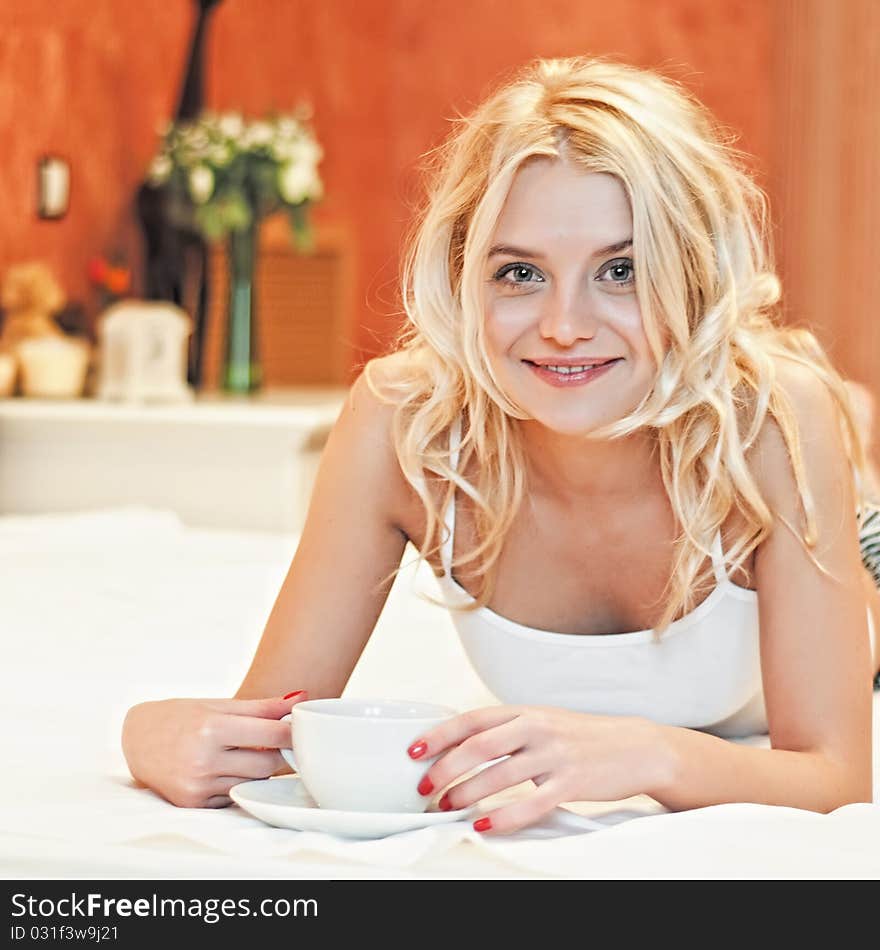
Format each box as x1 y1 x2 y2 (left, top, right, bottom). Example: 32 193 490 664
523 358 622 388
525 357 620 367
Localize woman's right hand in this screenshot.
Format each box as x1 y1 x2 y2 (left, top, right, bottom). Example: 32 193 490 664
120 363 412 811
121 691 309 809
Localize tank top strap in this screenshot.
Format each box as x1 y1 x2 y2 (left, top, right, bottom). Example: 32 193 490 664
710 528 730 587
440 413 463 576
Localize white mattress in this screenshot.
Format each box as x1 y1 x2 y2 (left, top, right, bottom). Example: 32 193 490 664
1 507 878 879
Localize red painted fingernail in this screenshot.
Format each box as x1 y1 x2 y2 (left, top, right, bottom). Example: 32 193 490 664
417 775 434 796
283 690 307 700
408 740 427 759
473 817 492 833
438 792 453 811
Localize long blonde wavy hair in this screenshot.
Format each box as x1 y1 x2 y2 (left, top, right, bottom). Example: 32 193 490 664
363 54 876 640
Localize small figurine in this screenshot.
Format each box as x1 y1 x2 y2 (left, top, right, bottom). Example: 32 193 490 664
0 260 92 398
0 261 67 352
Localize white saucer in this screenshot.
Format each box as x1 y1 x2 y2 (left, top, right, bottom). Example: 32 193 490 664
230 775 477 839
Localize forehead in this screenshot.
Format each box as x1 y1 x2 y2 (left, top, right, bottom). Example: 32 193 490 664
493 159 631 243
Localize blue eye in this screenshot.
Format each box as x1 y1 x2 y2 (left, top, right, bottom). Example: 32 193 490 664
599 258 635 286
491 263 543 287
490 257 635 291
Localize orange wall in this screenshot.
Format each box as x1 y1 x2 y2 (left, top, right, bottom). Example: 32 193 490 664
0 0 776 379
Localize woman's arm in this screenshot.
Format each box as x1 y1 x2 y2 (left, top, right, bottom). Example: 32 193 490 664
648 361 874 812
646 727 870 813
122 359 413 806
235 360 412 700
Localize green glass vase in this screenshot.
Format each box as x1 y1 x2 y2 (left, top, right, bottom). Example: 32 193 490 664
222 223 263 394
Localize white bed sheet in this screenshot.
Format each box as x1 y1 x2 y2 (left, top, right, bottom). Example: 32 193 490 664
1 507 878 879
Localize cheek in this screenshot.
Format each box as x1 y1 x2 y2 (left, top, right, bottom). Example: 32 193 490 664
617 303 651 354
484 304 518 357
485 298 535 353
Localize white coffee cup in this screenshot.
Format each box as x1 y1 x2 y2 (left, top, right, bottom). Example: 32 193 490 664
280 697 457 813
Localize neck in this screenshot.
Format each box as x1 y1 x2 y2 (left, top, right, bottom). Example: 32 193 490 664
516 419 662 503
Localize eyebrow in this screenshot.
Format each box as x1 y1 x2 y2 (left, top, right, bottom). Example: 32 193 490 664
487 237 633 260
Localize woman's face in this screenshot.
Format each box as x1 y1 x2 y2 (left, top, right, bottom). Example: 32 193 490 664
482 159 655 436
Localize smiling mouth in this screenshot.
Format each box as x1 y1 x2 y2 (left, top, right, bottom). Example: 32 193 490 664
521 358 622 372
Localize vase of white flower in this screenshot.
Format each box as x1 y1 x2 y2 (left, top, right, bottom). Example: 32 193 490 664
224 221 260 392
146 107 323 393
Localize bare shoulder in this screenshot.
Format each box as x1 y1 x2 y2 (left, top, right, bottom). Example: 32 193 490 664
341 358 394 435
746 354 851 522
345 354 422 536
354 352 451 549
746 358 838 501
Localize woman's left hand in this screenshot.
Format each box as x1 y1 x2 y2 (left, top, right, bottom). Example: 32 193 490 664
408 705 669 835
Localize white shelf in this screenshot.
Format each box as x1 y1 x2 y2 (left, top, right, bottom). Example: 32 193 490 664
0 387 350 533
0 387 349 428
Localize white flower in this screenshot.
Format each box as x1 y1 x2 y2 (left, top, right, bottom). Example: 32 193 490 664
188 165 215 204
271 141 295 162
273 137 322 167
219 112 244 140
277 118 299 140
296 138 323 166
189 130 211 153
210 144 233 166
148 154 173 184
150 108 324 227
278 162 319 204
246 121 274 148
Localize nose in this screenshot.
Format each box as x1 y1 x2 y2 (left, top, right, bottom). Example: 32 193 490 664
537 286 599 347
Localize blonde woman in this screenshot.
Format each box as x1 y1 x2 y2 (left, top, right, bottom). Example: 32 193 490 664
123 56 880 831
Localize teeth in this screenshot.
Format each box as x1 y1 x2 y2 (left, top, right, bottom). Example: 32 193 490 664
540 363 605 374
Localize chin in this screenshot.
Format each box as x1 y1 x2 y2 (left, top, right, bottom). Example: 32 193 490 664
526 411 615 438
498 376 614 430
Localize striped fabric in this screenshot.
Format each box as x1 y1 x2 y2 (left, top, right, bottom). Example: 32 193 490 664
858 502 880 587
857 502 880 690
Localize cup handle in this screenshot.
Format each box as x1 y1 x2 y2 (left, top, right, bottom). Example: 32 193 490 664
279 712 298 772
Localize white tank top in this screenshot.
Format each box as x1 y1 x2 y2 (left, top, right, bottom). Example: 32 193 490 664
429 414 873 739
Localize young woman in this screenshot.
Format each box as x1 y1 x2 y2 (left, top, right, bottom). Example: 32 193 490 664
122 56 880 832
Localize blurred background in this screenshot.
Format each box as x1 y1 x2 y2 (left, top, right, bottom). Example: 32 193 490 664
0 0 877 529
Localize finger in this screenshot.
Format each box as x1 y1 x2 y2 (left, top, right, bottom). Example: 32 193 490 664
220 749 285 780
439 752 540 811
408 706 522 759
419 716 527 797
210 773 270 804
204 691 309 718
217 714 293 751
470 779 569 836
204 794 234 809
